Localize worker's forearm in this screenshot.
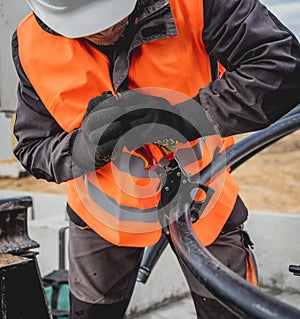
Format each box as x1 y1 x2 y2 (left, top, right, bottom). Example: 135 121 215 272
12 31 85 183
201 0 300 136
13 87 85 183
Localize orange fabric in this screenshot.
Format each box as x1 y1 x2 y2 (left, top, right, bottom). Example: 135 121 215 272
67 177 162 247
246 250 259 287
218 62 227 79
223 136 235 150
17 0 239 247
128 0 210 98
88 164 161 210
192 170 239 246
17 14 114 133
181 135 227 175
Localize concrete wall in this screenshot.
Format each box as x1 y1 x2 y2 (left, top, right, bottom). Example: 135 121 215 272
0 1 30 112
0 1 30 177
0 113 24 177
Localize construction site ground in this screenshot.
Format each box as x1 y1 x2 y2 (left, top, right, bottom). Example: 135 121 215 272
127 288 300 319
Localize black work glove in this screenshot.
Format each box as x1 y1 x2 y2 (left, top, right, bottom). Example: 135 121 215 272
71 90 216 171
71 92 126 171
115 90 216 150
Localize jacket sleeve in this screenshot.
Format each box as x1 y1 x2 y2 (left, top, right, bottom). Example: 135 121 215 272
12 31 85 183
200 0 300 136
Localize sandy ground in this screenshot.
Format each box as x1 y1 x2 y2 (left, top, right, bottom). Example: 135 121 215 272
0 130 299 214
232 130 300 214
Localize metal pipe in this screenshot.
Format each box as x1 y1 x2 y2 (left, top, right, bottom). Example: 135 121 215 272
169 207 300 319
231 106 300 171
167 112 300 318
289 265 300 276
58 226 68 270
200 112 300 183
137 111 300 286
137 233 169 283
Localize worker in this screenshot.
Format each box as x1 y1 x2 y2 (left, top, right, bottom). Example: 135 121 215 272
12 0 300 318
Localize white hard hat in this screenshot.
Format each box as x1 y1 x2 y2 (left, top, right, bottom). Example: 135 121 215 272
25 0 137 38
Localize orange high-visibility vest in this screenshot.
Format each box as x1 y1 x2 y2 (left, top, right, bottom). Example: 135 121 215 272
17 0 239 247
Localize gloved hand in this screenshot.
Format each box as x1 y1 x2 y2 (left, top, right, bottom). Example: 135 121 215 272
71 91 126 171
71 90 216 171
115 90 216 150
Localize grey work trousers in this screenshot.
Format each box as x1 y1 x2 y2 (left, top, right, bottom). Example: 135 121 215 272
68 218 254 318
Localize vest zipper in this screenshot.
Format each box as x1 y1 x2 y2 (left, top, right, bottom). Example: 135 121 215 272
113 2 173 92
139 2 170 25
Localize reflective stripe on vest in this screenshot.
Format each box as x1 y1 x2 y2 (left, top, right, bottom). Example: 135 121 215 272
17 0 239 247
